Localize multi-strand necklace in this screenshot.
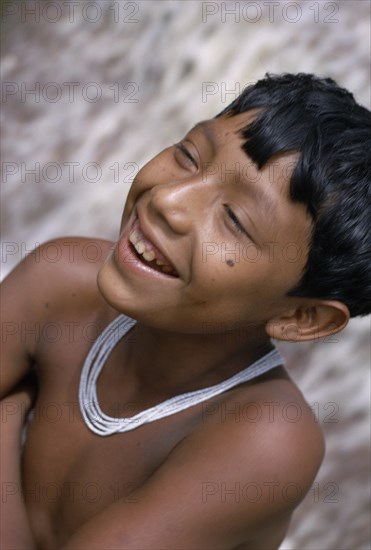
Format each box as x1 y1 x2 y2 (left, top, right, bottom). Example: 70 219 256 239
79 314 284 436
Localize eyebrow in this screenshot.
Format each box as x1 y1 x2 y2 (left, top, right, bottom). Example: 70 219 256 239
189 120 218 156
189 120 278 231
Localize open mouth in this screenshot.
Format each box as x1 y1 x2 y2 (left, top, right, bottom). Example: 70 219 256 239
128 220 179 278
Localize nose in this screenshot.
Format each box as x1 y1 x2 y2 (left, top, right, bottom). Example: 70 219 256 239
147 178 205 235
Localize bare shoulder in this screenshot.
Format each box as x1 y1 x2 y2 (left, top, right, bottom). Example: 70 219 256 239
197 371 325 494
0 237 114 396
2 236 113 319
168 372 325 544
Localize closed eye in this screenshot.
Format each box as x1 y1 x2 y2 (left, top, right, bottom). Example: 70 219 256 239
224 205 252 240
174 142 198 169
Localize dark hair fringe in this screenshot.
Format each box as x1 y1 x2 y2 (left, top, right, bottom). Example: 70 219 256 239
217 73 371 317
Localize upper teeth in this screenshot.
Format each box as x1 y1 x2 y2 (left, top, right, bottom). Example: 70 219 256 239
143 250 155 262
129 229 173 271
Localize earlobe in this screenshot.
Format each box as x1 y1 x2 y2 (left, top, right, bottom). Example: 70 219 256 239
265 300 350 342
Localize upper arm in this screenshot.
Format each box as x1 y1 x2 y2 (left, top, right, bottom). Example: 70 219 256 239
1 243 43 397
62 403 324 549
0 237 112 398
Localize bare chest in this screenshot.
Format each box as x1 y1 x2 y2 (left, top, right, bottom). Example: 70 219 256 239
22 337 199 547
23 393 197 547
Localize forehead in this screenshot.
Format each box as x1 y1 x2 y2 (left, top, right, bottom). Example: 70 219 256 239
190 110 260 148
189 111 299 198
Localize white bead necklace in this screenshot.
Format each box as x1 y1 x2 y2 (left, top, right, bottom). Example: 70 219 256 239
79 314 284 436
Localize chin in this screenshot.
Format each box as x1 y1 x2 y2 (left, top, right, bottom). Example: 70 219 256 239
96 256 161 326
96 257 133 315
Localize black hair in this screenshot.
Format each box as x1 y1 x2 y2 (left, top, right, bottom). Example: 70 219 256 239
217 73 371 318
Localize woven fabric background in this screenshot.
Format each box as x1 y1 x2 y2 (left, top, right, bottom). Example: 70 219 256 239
1 1 370 548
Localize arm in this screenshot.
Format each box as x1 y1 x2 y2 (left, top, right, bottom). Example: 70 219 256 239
62 401 324 549
0 385 37 549
0 260 36 400
1 248 42 548
0 237 112 549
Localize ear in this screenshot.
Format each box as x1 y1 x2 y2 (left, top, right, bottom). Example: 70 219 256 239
265 300 350 342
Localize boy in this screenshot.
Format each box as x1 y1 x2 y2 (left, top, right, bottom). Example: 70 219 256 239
1 73 370 549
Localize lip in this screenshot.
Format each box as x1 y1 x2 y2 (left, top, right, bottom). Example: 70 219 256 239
114 208 180 281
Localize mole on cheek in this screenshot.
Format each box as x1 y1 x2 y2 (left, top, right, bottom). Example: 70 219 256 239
226 259 234 267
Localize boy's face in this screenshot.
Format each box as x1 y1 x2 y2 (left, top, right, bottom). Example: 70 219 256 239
98 111 313 334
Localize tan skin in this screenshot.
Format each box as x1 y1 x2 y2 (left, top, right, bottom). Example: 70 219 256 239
1 111 349 549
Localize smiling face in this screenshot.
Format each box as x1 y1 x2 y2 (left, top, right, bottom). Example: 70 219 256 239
98 111 313 335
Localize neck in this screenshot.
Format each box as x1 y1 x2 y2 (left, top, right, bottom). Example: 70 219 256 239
122 321 274 395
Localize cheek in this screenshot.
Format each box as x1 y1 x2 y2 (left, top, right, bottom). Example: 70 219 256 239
137 148 175 181
189 258 251 307
193 253 287 313
122 149 176 217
